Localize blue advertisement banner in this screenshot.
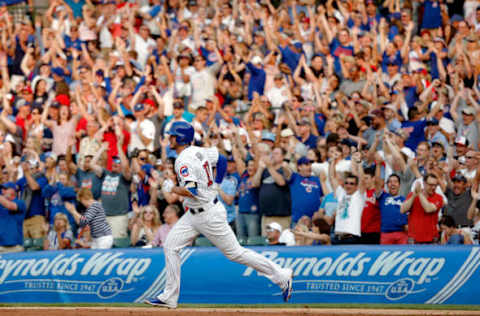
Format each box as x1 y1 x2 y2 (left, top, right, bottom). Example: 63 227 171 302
0 245 478 305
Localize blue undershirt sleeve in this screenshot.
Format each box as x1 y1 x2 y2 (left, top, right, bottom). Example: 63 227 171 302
215 154 227 184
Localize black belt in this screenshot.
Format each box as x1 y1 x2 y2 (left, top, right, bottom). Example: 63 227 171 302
188 198 218 215
335 233 355 240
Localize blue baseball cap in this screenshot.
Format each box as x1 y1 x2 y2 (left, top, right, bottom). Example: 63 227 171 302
451 14 464 23
52 67 65 77
261 130 276 142
2 182 17 191
292 41 303 50
297 157 311 165
134 103 145 112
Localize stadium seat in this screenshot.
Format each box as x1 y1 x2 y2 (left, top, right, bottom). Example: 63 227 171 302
238 237 247 246
113 237 131 248
194 237 213 247
26 238 44 251
23 238 33 250
246 236 268 246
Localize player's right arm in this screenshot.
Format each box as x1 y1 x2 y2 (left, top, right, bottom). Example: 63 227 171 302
165 159 199 199
171 186 195 198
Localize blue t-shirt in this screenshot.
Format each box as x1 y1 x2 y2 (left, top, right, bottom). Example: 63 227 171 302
0 199 26 246
329 38 354 75
403 86 418 108
238 171 259 214
297 134 318 149
381 51 402 73
17 175 48 218
378 192 407 233
319 192 338 217
401 119 427 151
422 0 442 29
164 112 195 124
347 18 370 32
278 45 301 73
246 62 266 100
76 169 103 200
314 113 326 136
42 183 77 234
288 173 322 223
64 0 86 18
199 47 219 67
219 176 238 223
429 50 449 80
64 35 83 51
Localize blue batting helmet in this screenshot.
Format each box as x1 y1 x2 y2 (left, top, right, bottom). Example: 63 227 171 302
167 121 194 145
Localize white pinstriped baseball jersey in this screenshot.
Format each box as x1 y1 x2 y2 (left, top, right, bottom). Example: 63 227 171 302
174 146 219 209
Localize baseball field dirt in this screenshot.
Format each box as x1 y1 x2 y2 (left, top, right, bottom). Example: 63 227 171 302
1 307 480 316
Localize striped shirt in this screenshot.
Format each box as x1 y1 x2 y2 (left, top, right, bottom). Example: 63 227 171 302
79 201 112 239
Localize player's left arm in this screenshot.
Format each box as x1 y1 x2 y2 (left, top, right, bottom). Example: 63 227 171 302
206 147 227 184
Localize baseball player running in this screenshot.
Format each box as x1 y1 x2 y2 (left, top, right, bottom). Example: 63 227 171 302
145 121 293 308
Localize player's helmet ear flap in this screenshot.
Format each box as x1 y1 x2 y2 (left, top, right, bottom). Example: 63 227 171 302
167 121 194 145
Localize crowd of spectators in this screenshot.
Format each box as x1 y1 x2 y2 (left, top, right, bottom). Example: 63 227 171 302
0 0 480 252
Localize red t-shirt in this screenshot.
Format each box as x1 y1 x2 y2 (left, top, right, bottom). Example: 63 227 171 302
361 188 381 233
15 116 27 139
75 117 88 152
102 129 130 170
406 192 443 243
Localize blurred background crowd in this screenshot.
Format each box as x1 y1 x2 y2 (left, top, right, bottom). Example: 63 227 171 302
0 0 479 252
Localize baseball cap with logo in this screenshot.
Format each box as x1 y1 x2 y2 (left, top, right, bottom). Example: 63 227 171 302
455 136 469 146
261 130 276 142
452 174 467 182
134 103 145 112
1 182 18 191
251 56 263 65
297 157 311 165
266 222 282 233
280 128 294 138
462 107 476 116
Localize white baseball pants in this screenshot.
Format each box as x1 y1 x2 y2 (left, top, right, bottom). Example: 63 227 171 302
91 235 113 249
157 202 291 307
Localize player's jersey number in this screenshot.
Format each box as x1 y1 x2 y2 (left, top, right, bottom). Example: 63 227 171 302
203 161 213 186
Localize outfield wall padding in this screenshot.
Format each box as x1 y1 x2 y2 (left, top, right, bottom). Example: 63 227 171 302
0 246 478 305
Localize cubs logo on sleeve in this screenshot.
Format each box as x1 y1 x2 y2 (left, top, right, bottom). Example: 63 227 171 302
180 166 189 177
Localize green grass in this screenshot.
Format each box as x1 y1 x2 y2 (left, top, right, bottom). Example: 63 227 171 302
0 303 479 310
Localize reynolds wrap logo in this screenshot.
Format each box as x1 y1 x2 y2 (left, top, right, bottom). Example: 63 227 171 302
0 252 151 299
244 251 445 301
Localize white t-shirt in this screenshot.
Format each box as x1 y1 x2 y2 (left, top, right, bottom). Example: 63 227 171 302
334 186 365 236
134 34 156 68
190 67 216 110
129 119 156 153
175 146 219 208
174 65 195 97
279 229 296 246
266 85 289 109
312 160 352 192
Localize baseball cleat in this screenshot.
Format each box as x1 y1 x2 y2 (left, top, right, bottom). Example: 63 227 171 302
144 297 176 308
282 269 294 302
